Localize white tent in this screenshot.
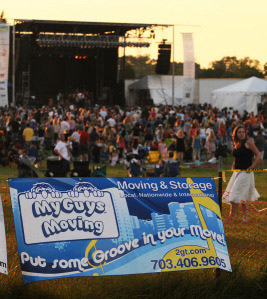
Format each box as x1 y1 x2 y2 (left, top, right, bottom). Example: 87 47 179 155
128 75 194 106
211 77 267 115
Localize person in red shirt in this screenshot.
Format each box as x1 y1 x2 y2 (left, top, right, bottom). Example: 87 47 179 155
79 126 90 161
217 123 226 144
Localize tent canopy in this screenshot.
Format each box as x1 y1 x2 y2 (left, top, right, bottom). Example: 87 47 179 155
211 77 267 115
128 75 194 106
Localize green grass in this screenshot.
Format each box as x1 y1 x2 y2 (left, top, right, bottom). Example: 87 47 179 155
0 157 266 298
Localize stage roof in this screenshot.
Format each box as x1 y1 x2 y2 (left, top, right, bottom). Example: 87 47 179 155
14 19 170 35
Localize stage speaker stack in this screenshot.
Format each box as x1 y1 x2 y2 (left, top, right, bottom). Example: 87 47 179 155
155 43 171 75
45 160 66 177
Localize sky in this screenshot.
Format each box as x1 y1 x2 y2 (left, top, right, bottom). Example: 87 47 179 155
2 0 267 69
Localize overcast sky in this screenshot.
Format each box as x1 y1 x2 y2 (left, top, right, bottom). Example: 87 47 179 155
3 0 267 68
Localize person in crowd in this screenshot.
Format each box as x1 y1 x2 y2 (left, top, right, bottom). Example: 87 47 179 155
199 122 206 148
79 126 90 161
60 116 70 135
158 138 168 160
44 121 55 149
254 130 265 169
144 123 153 146
0 102 266 171
223 125 260 223
162 151 180 177
22 123 34 149
109 147 119 167
175 129 186 164
192 129 202 161
217 123 226 144
150 140 158 151
54 133 72 176
206 130 217 159
52 118 60 142
70 127 80 157
9 116 20 143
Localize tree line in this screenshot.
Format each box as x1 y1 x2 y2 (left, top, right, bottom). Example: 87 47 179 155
122 55 267 79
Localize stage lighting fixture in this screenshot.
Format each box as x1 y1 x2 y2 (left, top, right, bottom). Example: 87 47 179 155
75 55 78 59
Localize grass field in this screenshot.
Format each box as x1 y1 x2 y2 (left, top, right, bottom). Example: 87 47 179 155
0 156 266 298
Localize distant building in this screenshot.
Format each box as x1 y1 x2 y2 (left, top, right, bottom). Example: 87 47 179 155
110 189 134 245
151 212 173 232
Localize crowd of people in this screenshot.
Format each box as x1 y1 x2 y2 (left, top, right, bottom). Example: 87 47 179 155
0 102 266 174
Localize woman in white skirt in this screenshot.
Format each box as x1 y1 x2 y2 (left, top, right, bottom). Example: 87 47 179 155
223 125 260 223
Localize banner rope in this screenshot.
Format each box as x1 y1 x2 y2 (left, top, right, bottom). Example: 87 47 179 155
9 265 19 273
222 169 267 172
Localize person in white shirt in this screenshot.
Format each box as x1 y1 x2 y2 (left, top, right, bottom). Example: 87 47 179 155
54 134 72 176
106 117 116 128
60 117 70 134
99 107 108 120
71 128 79 143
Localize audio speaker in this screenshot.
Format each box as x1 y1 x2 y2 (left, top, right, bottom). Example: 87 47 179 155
156 43 171 75
45 160 66 177
71 161 91 177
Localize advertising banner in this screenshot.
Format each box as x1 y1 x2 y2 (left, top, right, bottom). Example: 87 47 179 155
0 23 9 107
0 196 8 274
9 177 231 284
182 33 195 78
182 33 195 103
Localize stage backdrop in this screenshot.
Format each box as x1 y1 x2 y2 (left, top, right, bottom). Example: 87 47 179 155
9 177 231 284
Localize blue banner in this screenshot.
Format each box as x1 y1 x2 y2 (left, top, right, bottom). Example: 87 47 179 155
9 177 231 283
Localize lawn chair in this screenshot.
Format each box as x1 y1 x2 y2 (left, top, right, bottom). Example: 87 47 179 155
164 161 181 177
92 166 106 177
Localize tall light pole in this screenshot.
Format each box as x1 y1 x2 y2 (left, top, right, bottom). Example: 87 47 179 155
12 19 15 106
172 25 175 107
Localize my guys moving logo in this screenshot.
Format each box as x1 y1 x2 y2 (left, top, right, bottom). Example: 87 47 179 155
18 182 119 244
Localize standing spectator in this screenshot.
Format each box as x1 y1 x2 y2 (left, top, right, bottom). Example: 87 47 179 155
60 116 70 135
254 130 265 169
89 127 99 162
175 129 186 164
22 123 34 149
206 131 217 159
217 123 226 144
158 138 168 160
117 136 126 160
45 121 55 150
206 123 214 138
144 123 153 146
30 119 38 136
106 115 116 128
68 116 76 133
183 119 191 139
79 126 90 161
155 124 164 143
213 118 219 136
53 118 61 142
199 123 206 148
54 133 72 176
99 107 107 121
9 116 20 143
223 125 260 223
188 123 197 143
192 130 202 161
70 127 80 156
